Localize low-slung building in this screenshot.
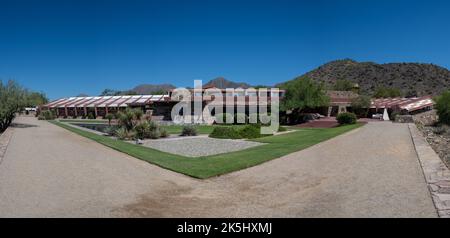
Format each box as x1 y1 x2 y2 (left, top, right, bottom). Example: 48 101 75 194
41 87 286 120
370 96 434 113
40 94 171 118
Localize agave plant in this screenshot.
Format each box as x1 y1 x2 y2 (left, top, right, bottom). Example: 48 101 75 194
115 127 129 140
117 108 137 130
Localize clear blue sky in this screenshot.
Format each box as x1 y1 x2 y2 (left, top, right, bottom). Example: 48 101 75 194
1 0 449 99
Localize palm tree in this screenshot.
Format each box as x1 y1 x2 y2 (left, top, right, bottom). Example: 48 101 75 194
105 114 114 126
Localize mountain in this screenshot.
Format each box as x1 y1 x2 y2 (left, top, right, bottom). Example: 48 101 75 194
279 59 450 96
131 84 176 94
203 77 252 89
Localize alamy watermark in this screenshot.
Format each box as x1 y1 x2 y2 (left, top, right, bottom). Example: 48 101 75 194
170 80 280 134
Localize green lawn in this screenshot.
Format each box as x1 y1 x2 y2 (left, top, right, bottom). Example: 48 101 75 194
51 121 362 178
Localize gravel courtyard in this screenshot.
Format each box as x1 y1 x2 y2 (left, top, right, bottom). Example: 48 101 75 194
0 116 438 217
138 136 264 157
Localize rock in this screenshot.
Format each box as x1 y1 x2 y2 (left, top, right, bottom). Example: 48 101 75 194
394 115 414 123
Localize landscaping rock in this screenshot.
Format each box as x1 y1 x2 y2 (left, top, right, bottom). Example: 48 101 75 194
394 115 414 123
138 136 264 157
414 110 450 168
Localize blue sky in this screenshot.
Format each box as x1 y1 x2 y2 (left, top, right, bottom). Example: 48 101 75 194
1 0 449 99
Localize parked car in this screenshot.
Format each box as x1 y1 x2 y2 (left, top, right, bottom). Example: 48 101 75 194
372 113 383 119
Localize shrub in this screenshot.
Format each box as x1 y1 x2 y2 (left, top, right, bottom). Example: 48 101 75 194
133 108 143 121
433 126 447 135
87 112 95 119
337 112 357 125
159 127 169 138
39 110 56 120
436 90 450 125
390 111 400 122
134 121 150 139
239 124 263 139
278 126 287 132
105 114 114 125
215 113 234 124
373 87 403 98
181 125 198 136
209 126 242 139
134 120 162 139
104 126 119 136
115 127 129 140
148 120 159 131
148 129 161 139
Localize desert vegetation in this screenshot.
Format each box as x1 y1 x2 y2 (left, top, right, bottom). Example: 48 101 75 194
435 90 450 125
1 80 48 132
337 112 357 125
103 108 169 140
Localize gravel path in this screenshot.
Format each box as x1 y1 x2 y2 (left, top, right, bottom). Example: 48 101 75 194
139 137 264 157
0 117 437 217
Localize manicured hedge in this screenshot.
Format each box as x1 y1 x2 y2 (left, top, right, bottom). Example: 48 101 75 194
209 124 268 139
239 124 262 139
209 126 242 139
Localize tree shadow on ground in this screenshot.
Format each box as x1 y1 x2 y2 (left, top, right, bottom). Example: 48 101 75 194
10 123 38 128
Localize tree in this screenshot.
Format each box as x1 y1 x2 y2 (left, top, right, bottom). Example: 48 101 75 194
116 108 143 130
333 79 354 91
351 95 371 118
26 91 48 107
373 87 402 98
150 89 167 95
105 114 114 126
0 80 28 132
435 90 450 125
100 89 120 96
280 77 329 112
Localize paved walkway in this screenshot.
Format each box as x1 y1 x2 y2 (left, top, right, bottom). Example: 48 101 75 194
0 116 437 217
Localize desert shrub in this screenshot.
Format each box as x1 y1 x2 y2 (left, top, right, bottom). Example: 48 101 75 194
133 108 143 120
373 87 403 98
104 126 119 136
337 112 357 125
278 126 287 132
115 127 129 140
209 126 242 139
159 127 169 138
87 112 95 119
181 125 198 136
134 120 162 139
215 113 234 124
433 126 447 135
1 80 30 132
134 121 151 139
39 110 56 120
436 90 450 125
148 129 161 139
239 124 262 139
148 120 158 131
104 114 114 125
390 111 400 121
